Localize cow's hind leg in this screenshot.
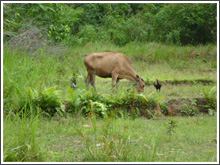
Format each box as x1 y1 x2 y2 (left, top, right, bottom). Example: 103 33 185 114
116 79 120 92
90 72 97 92
85 74 90 91
85 70 97 92
111 73 119 92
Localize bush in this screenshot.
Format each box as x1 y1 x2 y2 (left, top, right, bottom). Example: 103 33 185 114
5 86 64 118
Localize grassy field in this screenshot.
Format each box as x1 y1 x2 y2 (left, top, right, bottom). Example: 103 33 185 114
3 114 217 162
2 42 218 162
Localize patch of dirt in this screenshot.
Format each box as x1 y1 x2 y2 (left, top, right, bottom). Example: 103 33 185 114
136 98 209 118
156 80 215 85
203 70 216 73
165 98 208 116
124 97 209 118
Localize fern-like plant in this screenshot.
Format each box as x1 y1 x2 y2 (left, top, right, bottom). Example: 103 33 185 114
203 86 217 112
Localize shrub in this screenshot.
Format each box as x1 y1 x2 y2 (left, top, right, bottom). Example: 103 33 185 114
6 86 64 118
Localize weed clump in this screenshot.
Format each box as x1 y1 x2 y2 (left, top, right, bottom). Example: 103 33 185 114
9 29 46 52
4 86 64 118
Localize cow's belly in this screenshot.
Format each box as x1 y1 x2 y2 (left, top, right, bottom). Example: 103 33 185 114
95 70 112 78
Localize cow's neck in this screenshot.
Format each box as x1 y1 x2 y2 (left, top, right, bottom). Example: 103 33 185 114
124 71 138 83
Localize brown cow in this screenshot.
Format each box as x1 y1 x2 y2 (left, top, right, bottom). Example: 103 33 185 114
83 52 145 93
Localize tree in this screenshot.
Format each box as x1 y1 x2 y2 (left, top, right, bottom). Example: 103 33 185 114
152 3 217 45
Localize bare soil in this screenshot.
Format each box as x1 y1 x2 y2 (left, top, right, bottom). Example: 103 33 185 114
165 98 208 116
134 98 209 118
160 80 215 85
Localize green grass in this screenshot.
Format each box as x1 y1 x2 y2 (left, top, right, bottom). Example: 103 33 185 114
3 42 217 162
3 42 217 100
3 113 217 162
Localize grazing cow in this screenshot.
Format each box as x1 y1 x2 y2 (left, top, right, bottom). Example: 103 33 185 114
83 52 145 93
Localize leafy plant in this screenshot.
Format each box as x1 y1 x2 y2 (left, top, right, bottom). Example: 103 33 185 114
88 100 108 118
7 86 64 118
180 99 199 116
37 86 64 117
160 102 168 115
203 86 217 113
166 120 177 142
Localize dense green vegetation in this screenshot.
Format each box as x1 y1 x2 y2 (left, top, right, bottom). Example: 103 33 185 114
4 3 217 46
3 2 217 162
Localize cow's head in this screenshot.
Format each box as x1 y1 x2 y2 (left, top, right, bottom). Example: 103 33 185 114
135 75 145 93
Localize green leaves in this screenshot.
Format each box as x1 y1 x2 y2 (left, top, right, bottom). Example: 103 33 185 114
153 3 217 45
203 86 217 111
181 99 199 116
4 3 217 46
166 120 177 141
89 100 108 118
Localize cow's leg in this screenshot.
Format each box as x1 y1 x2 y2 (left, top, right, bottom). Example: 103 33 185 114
85 70 94 91
85 74 90 91
116 79 120 92
90 72 97 92
111 73 119 92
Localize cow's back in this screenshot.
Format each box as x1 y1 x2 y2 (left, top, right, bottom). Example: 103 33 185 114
83 52 134 78
84 52 123 68
84 52 131 67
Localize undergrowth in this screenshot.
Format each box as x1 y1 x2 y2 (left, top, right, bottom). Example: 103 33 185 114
4 85 160 119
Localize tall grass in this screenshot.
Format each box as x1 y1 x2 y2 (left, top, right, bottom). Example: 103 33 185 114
77 108 163 162
3 108 44 161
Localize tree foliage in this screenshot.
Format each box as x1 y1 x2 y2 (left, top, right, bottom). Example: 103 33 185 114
3 3 217 46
